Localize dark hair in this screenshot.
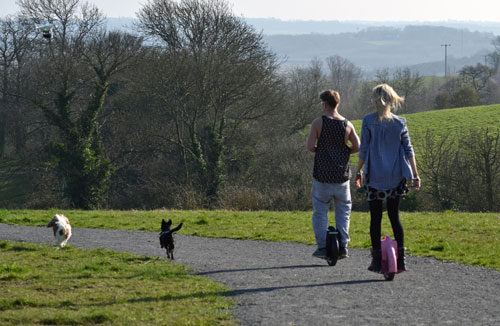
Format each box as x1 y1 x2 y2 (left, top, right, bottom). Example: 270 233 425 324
320 90 340 108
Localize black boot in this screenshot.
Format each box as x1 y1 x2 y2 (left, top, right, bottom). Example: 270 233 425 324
397 247 407 271
368 249 381 272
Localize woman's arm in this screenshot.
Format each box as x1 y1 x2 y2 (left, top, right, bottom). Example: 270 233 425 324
346 121 360 154
409 156 420 190
358 117 370 161
355 117 370 187
400 121 414 157
401 119 419 189
355 158 365 188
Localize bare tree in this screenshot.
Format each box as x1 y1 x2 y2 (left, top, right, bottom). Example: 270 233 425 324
137 0 281 201
375 68 390 84
487 51 500 73
325 55 362 118
416 130 455 209
283 58 326 133
392 67 424 114
417 128 500 211
459 64 493 102
0 16 34 156
459 128 500 211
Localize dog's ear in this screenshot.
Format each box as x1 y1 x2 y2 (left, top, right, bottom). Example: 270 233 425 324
161 219 168 231
171 222 183 233
47 216 57 228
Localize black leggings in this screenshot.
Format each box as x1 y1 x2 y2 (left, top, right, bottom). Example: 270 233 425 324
369 196 404 250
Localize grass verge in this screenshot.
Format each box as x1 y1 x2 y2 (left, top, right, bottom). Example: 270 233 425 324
0 209 499 270
0 240 235 326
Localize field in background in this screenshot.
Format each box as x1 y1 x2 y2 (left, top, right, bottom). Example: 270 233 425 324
348 104 500 169
351 104 500 140
1 209 498 270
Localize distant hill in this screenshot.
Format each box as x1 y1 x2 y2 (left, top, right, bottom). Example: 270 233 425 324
245 18 500 36
106 18 497 78
107 17 500 36
263 25 495 77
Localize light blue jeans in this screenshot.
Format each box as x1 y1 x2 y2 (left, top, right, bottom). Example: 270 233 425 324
311 179 351 249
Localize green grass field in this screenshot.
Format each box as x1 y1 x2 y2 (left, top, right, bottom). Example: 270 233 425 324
0 240 235 326
1 209 498 270
404 104 500 137
351 104 500 139
1 209 498 325
348 104 500 167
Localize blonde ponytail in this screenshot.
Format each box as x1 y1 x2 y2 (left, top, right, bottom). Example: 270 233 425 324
372 84 404 120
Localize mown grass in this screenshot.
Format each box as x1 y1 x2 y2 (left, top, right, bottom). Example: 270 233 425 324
351 104 500 139
0 240 235 326
347 104 500 168
404 104 500 138
1 209 499 270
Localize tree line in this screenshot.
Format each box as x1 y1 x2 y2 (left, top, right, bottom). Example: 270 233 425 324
0 0 499 212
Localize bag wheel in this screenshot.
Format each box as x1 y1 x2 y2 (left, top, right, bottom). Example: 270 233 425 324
384 273 395 281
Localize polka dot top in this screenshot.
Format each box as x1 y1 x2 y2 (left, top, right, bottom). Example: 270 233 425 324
313 116 351 184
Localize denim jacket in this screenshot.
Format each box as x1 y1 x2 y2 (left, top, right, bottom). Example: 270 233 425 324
358 112 414 190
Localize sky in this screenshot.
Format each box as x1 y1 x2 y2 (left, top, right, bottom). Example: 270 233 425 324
2 0 500 22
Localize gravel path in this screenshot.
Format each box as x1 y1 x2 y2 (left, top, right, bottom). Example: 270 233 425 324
1 223 499 326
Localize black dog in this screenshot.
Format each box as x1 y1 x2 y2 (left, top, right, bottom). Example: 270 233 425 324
159 219 183 259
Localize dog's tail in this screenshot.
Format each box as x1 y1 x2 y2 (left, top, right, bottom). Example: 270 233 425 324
171 222 183 233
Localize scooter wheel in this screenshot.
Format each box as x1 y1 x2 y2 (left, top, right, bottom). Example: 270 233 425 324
326 257 337 266
325 226 339 267
384 273 395 281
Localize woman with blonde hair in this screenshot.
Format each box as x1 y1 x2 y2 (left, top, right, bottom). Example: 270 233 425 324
355 84 420 272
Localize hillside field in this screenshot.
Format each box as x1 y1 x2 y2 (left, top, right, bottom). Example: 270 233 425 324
350 104 500 158
351 104 500 138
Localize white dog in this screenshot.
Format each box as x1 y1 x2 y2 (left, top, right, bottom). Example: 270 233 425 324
47 214 72 249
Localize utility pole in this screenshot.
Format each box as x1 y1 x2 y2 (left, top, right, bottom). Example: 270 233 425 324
441 44 451 78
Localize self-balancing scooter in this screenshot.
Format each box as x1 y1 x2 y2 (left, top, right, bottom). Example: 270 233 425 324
380 235 402 281
325 225 341 266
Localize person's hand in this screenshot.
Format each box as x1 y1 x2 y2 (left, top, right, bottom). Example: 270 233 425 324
412 176 421 190
355 172 363 188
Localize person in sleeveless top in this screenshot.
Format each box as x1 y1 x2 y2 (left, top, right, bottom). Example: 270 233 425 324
307 90 360 259
354 83 421 272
